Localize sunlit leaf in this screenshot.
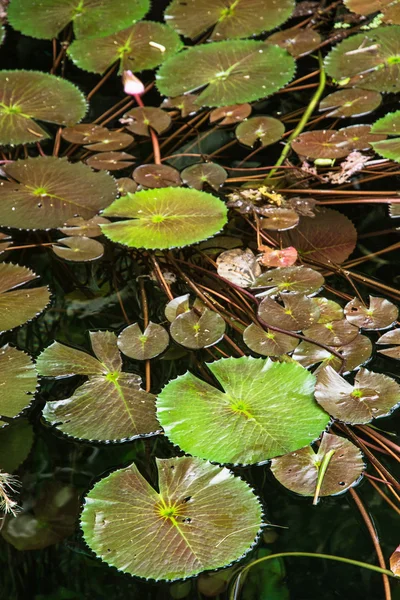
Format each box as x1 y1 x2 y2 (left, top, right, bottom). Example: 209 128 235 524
86 151 135 171
68 21 182 74
236 116 284 148
181 162 227 191
81 456 262 580
271 432 364 497
376 328 400 359
371 110 400 161
293 334 372 373
133 164 181 188
260 207 299 231
121 107 171 136
338 124 386 150
37 331 160 441
59 216 110 238
258 245 298 268
0 70 86 145
156 40 296 108
83 131 134 152
164 0 295 41
324 26 400 92
291 130 351 159
311 297 344 324
0 156 117 229
0 262 50 333
0 345 37 429
117 322 169 360
254 266 324 295
258 295 320 331
210 103 252 125
8 0 150 40
315 365 400 424
303 319 359 347
243 323 298 356
266 26 321 58
157 357 329 465
101 188 228 249
344 296 398 330
319 89 382 118
216 248 261 288
170 308 226 349
52 236 104 262
0 419 34 473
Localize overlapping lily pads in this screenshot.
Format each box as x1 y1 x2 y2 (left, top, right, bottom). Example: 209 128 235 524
266 26 321 58
293 334 372 373
157 357 329 465
8 0 150 40
121 107 171 137
0 345 38 428
258 295 320 331
68 21 182 74
164 0 295 41
81 456 263 580
0 70 86 145
377 328 400 359
37 331 160 441
156 40 296 107
0 156 117 229
101 187 228 249
254 266 324 295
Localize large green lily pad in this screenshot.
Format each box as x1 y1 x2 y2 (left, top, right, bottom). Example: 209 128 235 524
156 40 296 107
0 70 86 145
157 357 329 465
81 456 262 580
101 188 228 249
37 331 160 441
8 0 150 40
0 345 38 429
0 156 117 229
164 0 295 41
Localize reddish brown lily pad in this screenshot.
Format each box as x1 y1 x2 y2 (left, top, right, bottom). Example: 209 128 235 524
376 328 400 359
319 89 382 119
293 334 372 373
121 107 171 136
133 164 181 187
116 178 138 195
52 237 104 262
344 296 398 330
210 104 252 126
181 162 227 191
243 323 298 356
338 124 386 151
59 216 110 238
266 26 321 58
311 297 344 324
235 116 284 148
291 130 351 160
84 130 133 152
254 266 324 295
258 295 320 331
260 207 299 231
162 94 199 118
303 319 359 347
170 308 225 349
86 152 135 171
117 322 169 360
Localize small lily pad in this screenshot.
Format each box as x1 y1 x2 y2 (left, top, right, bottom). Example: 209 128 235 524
0 70 86 146
236 116 284 148
319 89 382 119
0 156 118 229
8 0 150 40
303 319 359 347
117 322 169 360
81 456 262 580
133 164 181 188
122 107 171 136
243 323 298 356
376 328 400 359
164 0 295 41
260 207 299 231
254 266 324 295
257 245 298 268
266 26 321 58
371 110 400 161
344 296 399 330
156 40 296 108
315 366 400 424
0 418 34 472
0 345 37 429
271 432 365 497
210 104 252 125
83 131 134 152
162 94 200 118
68 21 182 74
217 248 262 288
344 0 400 25
293 334 372 373
116 177 138 195
59 216 110 238
52 237 104 262
258 295 320 331
157 356 329 465
0 262 51 333
165 294 191 322
181 162 227 190
291 130 351 160
37 331 160 442
170 308 226 349
86 151 135 171
311 297 344 324
101 188 228 250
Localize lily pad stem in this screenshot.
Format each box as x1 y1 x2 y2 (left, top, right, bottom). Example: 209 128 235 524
133 93 161 165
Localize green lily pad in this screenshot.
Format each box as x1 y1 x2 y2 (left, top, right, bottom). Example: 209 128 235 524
0 345 38 429
0 70 86 146
271 432 365 497
315 366 400 424
170 309 226 349
344 295 399 330
0 262 51 333
235 116 284 148
254 266 324 295
376 328 400 359
0 418 34 473
157 357 329 465
81 456 262 580
37 331 160 442
101 188 228 250
371 110 400 161
324 26 400 92
68 21 182 74
243 323 299 356
164 0 295 41
293 334 372 374
52 236 104 262
181 162 227 191
0 156 117 229
319 89 382 119
117 322 169 360
156 40 296 108
258 295 320 331
8 0 150 40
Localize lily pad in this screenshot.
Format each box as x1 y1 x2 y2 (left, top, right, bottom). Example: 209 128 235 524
303 319 359 347
162 94 200 118
291 130 351 160
133 164 181 188
257 245 298 268
217 248 261 288
181 163 227 191
81 456 262 580
260 207 299 231
0 156 118 229
61 123 105 144
344 296 398 330
165 294 191 322
156 40 296 108
371 110 400 161
59 216 110 238
319 89 382 118
83 131 133 152
52 237 104 262
344 0 400 25
338 124 386 150
117 322 169 360
243 323 298 356
376 328 400 359
315 366 400 424
0 345 37 429
0 70 86 146
101 188 228 250
164 0 295 41
210 103 252 125
37 331 160 441
116 177 138 195
271 432 364 497
235 116 284 148
121 107 171 136
157 357 329 465
86 151 135 171
170 309 226 349
8 0 150 40
0 418 34 473
293 334 373 373
324 26 400 92
311 297 344 324
68 21 182 74
254 266 324 295
258 295 320 331
0 262 51 333
266 26 321 58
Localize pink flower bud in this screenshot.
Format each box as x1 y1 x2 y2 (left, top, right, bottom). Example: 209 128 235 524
122 70 145 96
